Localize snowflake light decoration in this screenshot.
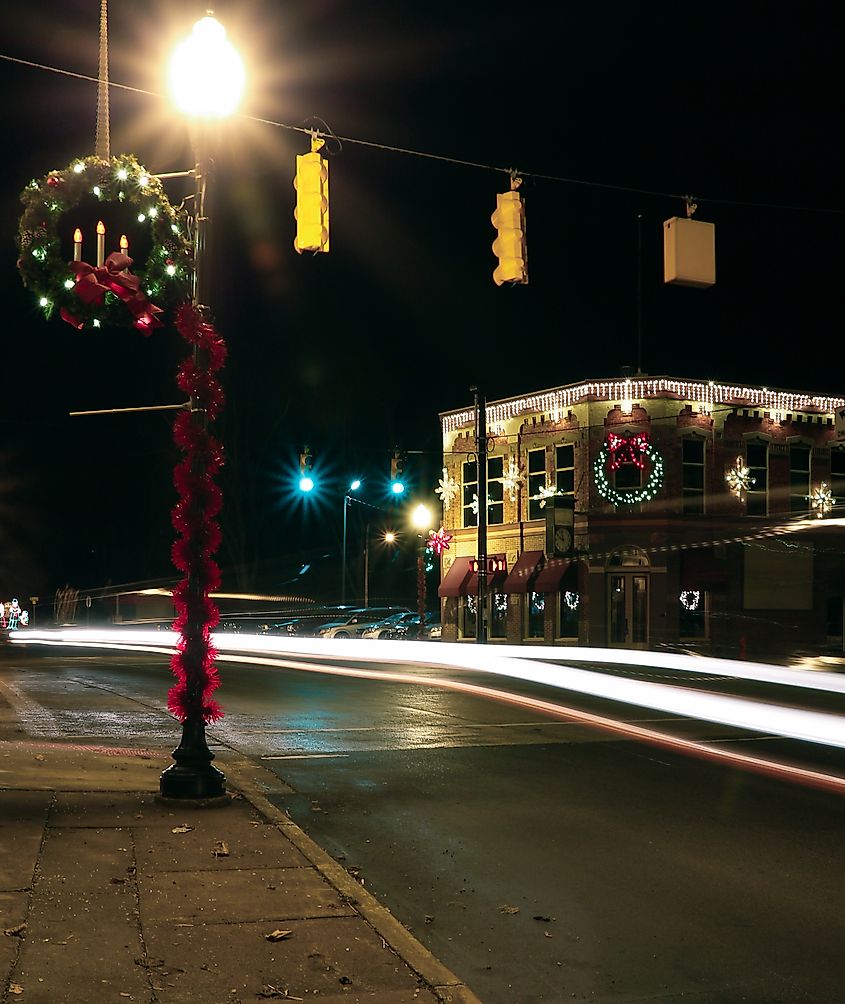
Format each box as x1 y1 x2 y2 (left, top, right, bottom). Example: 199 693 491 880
427 527 453 556
808 482 834 519
532 483 562 509
470 494 493 516
435 467 460 512
502 456 524 502
725 456 755 500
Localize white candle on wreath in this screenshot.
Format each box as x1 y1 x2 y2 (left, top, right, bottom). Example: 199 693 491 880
96 220 105 267
73 227 82 262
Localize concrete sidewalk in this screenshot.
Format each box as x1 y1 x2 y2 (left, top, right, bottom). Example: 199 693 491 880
0 741 482 1004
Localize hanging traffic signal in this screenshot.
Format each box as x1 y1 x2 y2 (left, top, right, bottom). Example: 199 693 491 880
299 445 315 492
293 135 330 254
491 179 528 286
390 448 406 495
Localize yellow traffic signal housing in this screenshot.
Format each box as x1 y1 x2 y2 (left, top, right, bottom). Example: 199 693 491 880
491 186 528 286
293 136 330 254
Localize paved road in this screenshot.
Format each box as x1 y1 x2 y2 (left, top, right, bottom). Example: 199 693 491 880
2 643 844 1003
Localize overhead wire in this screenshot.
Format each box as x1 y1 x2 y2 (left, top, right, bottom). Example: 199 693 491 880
2 51 844 217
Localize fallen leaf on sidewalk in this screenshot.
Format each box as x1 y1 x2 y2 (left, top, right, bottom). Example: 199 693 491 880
110 877 126 884
532 915 552 922
212 840 230 857
34 754 45 761
9 984 23 995
4 923 26 938
499 904 520 915
171 824 194 834
265 929 293 942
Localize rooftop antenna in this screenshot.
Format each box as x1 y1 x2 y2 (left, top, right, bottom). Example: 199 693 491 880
95 0 110 159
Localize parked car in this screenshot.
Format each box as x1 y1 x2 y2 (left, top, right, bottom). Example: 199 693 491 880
384 618 441 640
316 606 409 639
360 611 428 639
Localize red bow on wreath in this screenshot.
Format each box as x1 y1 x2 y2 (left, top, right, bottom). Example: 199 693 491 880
61 252 164 334
607 432 650 471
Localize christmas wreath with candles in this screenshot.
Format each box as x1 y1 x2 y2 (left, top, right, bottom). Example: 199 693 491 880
17 154 192 331
593 431 665 506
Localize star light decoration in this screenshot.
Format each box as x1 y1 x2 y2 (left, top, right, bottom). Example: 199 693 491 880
502 456 524 502
435 467 460 512
427 527 453 556
725 457 756 500
808 482 835 519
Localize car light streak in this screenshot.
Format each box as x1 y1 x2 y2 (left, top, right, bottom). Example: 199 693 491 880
210 651 845 797
12 629 845 792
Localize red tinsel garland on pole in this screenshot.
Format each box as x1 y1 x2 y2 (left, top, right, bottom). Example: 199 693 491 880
168 302 227 723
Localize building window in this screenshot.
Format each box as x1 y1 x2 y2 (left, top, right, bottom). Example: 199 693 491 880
462 460 477 528
614 457 642 492
679 591 707 639
527 448 546 520
526 591 544 638
491 592 508 638
746 442 768 516
463 457 504 527
459 594 477 638
555 444 575 497
832 449 845 509
488 456 504 525
682 438 705 514
790 444 811 514
557 591 579 638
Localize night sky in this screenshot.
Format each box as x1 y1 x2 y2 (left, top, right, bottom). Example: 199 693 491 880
0 0 842 604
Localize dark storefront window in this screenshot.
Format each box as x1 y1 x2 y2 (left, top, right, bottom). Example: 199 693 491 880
526 591 544 638
679 590 707 638
488 456 504 525
558 591 579 638
491 592 508 638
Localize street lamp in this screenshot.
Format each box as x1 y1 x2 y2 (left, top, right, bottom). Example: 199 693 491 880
341 478 362 604
159 14 245 802
411 503 433 631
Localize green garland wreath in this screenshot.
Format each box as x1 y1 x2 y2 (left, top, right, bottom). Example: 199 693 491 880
17 154 192 329
593 436 665 506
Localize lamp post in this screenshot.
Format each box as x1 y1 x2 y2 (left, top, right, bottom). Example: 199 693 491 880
159 14 245 802
411 503 433 631
341 479 362 604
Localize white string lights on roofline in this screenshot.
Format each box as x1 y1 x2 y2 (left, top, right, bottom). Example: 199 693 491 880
440 378 845 435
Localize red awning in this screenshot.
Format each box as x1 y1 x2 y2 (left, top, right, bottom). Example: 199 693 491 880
680 548 728 589
502 550 545 593
438 556 474 598
466 553 508 594
533 558 577 593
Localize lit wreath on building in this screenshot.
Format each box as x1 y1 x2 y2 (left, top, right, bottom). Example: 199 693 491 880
593 432 665 506
18 155 192 330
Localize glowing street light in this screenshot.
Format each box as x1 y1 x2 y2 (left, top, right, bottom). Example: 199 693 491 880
167 15 245 119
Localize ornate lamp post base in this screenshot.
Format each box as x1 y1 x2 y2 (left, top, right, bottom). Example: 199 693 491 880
158 718 228 803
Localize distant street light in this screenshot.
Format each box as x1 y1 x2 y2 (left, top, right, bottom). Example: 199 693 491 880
159 14 245 803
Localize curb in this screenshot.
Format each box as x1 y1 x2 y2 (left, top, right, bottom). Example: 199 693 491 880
223 756 484 1004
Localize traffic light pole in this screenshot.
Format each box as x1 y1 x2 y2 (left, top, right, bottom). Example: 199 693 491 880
473 386 488 644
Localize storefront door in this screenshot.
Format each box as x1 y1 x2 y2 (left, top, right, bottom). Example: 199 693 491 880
608 573 649 648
